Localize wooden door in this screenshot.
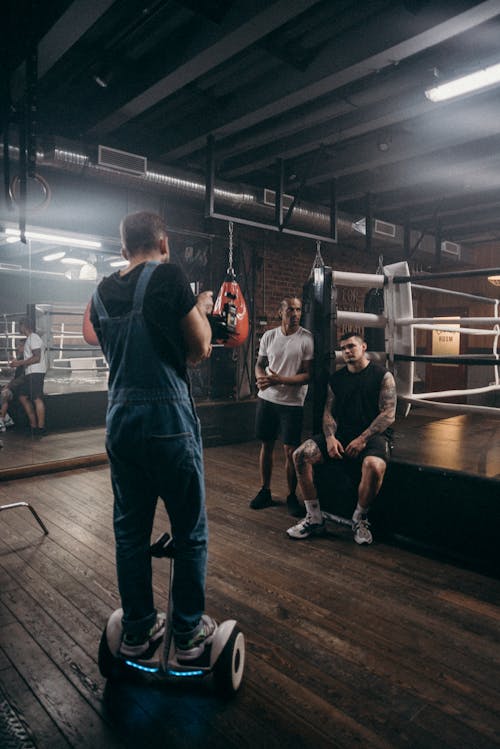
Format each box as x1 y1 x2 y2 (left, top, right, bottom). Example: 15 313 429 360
425 306 468 397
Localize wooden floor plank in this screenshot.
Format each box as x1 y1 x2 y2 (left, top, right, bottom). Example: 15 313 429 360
0 447 498 749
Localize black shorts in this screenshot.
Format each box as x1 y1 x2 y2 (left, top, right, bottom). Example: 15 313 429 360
313 432 390 484
255 398 304 447
18 373 45 400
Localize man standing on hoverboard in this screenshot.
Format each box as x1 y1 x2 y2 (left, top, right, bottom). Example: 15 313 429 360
90 211 216 663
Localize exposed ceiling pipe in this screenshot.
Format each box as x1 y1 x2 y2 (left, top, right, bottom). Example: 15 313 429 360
1 139 466 261
2 141 362 241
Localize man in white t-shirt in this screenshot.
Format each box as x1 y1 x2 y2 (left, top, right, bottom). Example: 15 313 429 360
251 297 314 515
9 318 47 436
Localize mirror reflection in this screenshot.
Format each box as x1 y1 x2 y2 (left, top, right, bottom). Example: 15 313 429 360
1 226 248 473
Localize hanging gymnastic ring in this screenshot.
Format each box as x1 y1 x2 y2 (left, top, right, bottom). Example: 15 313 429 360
9 172 51 212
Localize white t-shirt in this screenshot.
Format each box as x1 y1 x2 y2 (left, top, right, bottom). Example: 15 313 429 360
257 326 314 406
24 332 47 375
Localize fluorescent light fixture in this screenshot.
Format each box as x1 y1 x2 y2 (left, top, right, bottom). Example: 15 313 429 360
5 235 19 244
61 257 87 266
109 259 129 268
43 251 66 261
5 228 101 249
487 275 500 286
425 61 500 102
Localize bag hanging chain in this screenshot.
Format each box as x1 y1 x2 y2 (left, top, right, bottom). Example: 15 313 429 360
227 221 234 275
310 240 324 276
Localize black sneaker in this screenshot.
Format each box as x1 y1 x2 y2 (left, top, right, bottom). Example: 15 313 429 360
286 493 303 518
249 487 274 509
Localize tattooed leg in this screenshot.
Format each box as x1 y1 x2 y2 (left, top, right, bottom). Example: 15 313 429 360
293 439 324 503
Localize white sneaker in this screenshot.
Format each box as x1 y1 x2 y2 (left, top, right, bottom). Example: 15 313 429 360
3 414 14 428
287 514 326 539
0 419 5 433
353 517 373 545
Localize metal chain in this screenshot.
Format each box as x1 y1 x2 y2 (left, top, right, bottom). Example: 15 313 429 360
228 221 234 273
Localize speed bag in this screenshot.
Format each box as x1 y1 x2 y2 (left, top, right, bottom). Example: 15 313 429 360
82 299 99 346
213 277 249 348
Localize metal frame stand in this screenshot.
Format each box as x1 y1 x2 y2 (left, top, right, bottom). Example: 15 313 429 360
0 502 49 534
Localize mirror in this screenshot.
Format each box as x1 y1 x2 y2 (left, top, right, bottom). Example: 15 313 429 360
0 223 247 474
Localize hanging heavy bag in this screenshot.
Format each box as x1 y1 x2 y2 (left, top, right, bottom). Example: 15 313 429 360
82 299 99 345
212 270 249 348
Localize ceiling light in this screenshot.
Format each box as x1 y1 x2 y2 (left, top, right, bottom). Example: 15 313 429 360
5 235 19 244
61 257 87 266
425 61 500 102
79 263 98 280
487 275 500 286
5 228 101 249
43 251 66 261
109 259 129 268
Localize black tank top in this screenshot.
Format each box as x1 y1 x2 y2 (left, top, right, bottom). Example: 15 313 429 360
329 361 387 443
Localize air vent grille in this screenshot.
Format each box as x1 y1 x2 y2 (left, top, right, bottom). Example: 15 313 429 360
98 145 147 176
374 219 396 238
441 240 461 257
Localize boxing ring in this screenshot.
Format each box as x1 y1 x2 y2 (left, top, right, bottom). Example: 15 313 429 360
330 261 500 417
304 260 500 574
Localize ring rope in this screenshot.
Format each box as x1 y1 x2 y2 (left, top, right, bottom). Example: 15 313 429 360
394 354 500 365
411 323 500 336
399 396 500 417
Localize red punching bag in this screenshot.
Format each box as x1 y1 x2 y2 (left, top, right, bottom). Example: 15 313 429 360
213 271 249 348
212 222 249 348
82 299 99 346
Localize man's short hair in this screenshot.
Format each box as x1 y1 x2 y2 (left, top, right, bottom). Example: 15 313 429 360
19 317 32 331
280 296 301 311
120 211 167 256
339 331 365 343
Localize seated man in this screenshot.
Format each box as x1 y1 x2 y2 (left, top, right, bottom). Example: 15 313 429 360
287 332 396 544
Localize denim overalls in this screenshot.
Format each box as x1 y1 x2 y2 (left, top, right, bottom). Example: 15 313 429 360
92 261 208 638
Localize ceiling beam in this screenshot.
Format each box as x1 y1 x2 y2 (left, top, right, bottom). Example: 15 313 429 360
336 148 500 204
161 0 500 160
86 0 323 137
11 0 116 101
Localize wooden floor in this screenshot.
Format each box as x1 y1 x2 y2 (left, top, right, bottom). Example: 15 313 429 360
0 442 499 748
1 406 499 480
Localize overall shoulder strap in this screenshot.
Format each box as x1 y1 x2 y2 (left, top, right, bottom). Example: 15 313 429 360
132 261 159 312
92 289 108 318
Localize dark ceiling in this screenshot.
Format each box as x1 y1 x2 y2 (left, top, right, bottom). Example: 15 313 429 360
3 0 500 249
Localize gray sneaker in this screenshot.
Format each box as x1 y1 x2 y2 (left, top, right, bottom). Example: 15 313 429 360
287 514 326 540
174 614 218 662
353 517 373 545
120 613 166 658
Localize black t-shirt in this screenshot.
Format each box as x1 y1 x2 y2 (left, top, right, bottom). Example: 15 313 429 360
329 361 387 444
90 262 196 379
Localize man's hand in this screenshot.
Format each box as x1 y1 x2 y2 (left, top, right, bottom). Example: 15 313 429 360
256 368 282 390
196 290 214 316
326 435 344 459
344 435 367 458
8 359 23 369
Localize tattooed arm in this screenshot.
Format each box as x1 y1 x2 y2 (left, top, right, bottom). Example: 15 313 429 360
322 385 345 459
344 371 397 457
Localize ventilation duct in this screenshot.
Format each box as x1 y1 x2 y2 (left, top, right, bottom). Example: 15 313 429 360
1 140 466 261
